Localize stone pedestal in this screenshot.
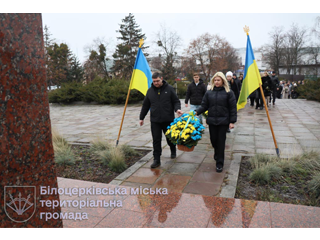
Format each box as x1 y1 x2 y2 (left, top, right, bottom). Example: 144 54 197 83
0 13 62 227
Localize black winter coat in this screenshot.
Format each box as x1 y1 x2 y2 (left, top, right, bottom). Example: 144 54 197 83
139 80 181 123
262 76 272 97
185 79 207 105
196 87 237 126
270 75 280 90
228 80 240 102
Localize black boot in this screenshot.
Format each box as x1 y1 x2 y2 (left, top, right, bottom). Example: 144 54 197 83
216 163 223 173
170 150 176 159
170 146 176 159
151 158 161 168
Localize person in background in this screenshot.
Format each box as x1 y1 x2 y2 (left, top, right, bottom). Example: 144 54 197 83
261 71 272 107
185 73 207 124
233 73 242 92
277 81 284 99
226 71 239 132
270 71 280 105
288 81 292 99
239 73 244 85
195 72 237 173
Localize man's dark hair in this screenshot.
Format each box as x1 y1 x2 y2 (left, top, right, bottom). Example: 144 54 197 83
272 71 276 74
240 73 243 76
152 72 162 79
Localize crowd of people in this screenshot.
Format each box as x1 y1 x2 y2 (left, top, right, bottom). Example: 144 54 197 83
139 70 304 173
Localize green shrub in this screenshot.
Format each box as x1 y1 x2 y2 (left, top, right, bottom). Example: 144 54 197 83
266 164 283 180
308 173 320 197
48 77 144 104
298 151 320 173
48 82 83 103
54 146 75 165
119 144 139 157
296 79 320 102
249 167 270 184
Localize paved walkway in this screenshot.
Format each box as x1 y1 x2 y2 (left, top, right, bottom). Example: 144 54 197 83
51 99 320 197
51 99 320 227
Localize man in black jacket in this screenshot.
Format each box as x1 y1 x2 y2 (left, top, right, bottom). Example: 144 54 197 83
270 71 280 105
185 73 207 124
139 72 183 168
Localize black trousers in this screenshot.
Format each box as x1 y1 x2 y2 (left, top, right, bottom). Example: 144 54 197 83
271 89 277 103
209 125 229 168
151 122 176 160
256 90 263 108
249 97 255 106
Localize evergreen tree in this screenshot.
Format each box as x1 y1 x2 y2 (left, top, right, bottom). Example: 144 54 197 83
44 25 55 88
88 43 109 79
47 43 73 86
112 13 148 79
69 55 84 83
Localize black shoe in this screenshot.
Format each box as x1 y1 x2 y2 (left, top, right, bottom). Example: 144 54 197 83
151 159 161 168
170 152 176 159
260 107 263 110
216 167 223 173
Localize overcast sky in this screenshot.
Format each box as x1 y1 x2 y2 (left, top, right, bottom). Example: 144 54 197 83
4 1 319 63
41 13 319 63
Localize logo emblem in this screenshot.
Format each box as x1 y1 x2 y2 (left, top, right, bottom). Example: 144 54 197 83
4 186 36 223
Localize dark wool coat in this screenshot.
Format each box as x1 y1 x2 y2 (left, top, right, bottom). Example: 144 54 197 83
262 75 273 97
184 79 207 105
140 80 181 123
196 87 237 125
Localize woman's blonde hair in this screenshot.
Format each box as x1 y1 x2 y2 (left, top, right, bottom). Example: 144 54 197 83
208 72 230 92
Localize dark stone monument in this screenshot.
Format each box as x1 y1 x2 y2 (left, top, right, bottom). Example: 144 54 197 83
0 13 62 227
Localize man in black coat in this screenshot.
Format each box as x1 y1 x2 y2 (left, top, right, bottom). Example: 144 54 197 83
270 71 280 105
185 73 207 124
233 73 242 92
139 72 183 168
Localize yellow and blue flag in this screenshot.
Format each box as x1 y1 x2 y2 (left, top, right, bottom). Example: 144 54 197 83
237 34 262 111
129 48 152 96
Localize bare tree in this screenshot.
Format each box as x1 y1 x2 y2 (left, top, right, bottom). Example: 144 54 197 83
283 23 307 75
155 24 182 81
83 37 112 82
262 26 285 74
186 33 239 82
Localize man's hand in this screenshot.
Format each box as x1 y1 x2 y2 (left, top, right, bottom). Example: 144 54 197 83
176 110 183 117
185 104 188 107
229 123 234 129
139 120 144 126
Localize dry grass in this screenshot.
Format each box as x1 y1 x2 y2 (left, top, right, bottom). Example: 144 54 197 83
90 136 111 153
119 144 139 157
98 147 127 172
52 128 75 165
249 150 320 197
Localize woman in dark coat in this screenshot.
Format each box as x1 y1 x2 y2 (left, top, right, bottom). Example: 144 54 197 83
261 71 273 107
195 72 237 173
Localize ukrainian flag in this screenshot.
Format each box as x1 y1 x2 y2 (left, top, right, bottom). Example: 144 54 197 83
237 34 262 111
129 48 152 96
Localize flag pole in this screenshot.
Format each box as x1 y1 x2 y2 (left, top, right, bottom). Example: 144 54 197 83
243 26 280 157
116 39 144 146
258 83 280 157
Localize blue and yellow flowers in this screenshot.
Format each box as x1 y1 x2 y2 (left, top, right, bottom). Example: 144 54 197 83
165 111 205 148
